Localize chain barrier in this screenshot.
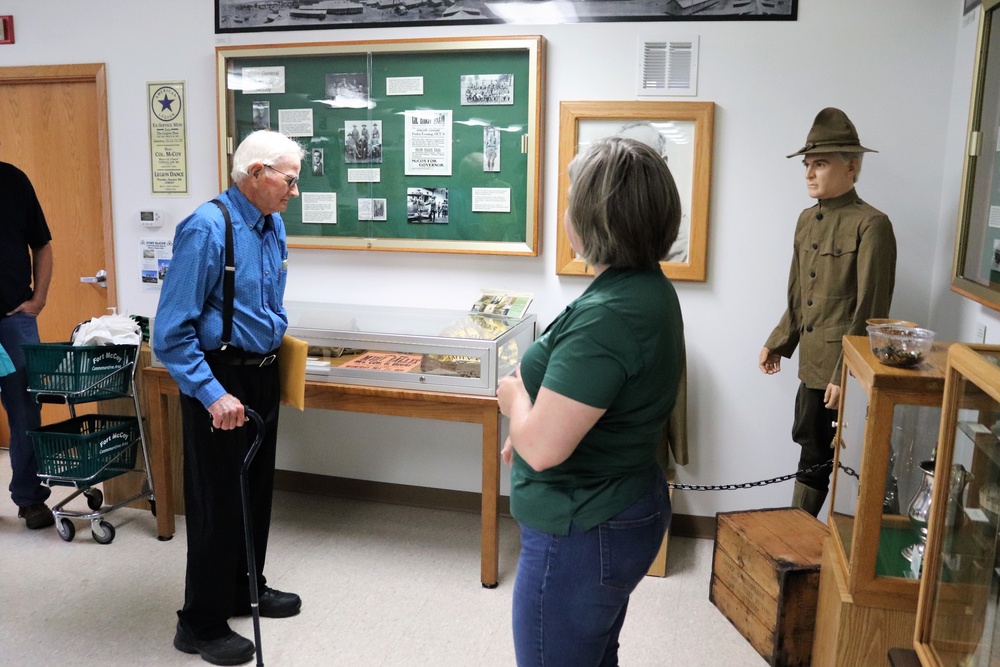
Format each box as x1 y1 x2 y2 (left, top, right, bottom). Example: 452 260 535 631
667 460 858 491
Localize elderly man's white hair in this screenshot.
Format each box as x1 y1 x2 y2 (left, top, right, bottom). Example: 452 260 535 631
231 130 305 182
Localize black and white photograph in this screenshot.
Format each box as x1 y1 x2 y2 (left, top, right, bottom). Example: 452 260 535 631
325 72 369 108
311 147 325 176
484 125 501 173
358 198 388 221
407 187 449 224
344 120 383 164
251 100 270 130
217 0 797 34
461 74 514 106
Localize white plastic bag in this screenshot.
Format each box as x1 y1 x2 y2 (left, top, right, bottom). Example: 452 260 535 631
71 311 142 346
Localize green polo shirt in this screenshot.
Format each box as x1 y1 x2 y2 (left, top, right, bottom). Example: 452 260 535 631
511 267 684 535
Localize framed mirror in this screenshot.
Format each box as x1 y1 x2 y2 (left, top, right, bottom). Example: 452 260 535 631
952 0 1000 309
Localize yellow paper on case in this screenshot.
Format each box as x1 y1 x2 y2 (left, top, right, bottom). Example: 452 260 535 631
278 334 308 410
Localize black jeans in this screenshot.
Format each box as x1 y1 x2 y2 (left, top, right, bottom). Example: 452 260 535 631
176 359 280 640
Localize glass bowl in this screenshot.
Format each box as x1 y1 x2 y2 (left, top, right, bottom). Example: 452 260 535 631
866 324 936 368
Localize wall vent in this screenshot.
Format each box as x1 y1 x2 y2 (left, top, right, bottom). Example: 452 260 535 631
638 37 699 97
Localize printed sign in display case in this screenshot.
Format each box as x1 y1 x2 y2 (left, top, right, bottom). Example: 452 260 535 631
284 301 535 396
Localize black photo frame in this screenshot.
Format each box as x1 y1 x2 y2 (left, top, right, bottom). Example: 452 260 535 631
215 0 797 34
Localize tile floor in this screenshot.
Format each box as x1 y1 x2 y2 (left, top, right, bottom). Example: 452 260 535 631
0 450 765 666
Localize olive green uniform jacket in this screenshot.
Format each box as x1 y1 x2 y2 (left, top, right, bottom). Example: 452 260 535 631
764 188 896 390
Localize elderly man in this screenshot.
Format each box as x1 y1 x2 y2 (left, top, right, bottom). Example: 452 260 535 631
759 108 897 517
155 130 305 665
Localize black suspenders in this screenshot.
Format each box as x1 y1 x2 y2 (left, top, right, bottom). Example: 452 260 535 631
209 199 235 351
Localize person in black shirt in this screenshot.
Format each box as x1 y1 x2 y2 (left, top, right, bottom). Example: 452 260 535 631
0 161 55 530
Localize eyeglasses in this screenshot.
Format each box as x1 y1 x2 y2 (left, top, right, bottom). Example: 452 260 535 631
265 164 299 189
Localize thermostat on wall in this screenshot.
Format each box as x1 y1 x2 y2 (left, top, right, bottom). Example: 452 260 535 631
139 209 163 229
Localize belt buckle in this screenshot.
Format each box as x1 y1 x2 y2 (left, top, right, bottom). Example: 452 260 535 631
259 354 277 368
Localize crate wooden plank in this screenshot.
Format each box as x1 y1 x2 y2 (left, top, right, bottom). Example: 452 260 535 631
711 573 777 659
711 508 826 667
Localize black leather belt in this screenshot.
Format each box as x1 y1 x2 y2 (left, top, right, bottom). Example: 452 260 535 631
205 348 278 368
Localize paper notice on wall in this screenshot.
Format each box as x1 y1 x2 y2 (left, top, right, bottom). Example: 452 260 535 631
240 67 286 94
278 108 313 137
147 81 188 196
472 187 511 213
140 238 173 289
386 77 423 96
404 110 452 176
301 192 337 224
989 205 1000 228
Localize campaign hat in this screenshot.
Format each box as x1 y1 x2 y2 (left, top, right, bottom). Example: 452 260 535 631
787 107 877 158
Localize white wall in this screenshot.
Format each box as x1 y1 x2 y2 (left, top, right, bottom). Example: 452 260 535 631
0 0 969 518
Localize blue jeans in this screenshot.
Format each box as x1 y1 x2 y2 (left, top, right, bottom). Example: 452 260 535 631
0 313 49 507
512 470 671 667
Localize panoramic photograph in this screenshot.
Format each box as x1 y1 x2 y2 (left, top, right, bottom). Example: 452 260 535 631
217 0 796 32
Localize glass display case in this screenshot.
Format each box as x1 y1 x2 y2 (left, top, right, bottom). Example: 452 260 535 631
813 335 951 667
284 301 536 396
915 344 1000 667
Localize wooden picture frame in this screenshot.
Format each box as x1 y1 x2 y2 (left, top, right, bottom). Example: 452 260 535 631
216 36 543 256
555 101 714 281
0 16 14 45
952 0 1000 310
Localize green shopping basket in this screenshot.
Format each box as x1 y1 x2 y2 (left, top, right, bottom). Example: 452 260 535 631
28 415 140 486
23 342 136 402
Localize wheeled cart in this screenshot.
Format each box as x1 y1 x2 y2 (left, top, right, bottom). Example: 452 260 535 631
23 341 155 544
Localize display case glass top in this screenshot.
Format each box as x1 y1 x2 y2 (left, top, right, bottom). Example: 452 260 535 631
915 344 1000 667
831 336 950 606
284 301 535 396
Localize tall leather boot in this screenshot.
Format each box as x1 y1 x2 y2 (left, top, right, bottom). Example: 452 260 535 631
792 481 827 517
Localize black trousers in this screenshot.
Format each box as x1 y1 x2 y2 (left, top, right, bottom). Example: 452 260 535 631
791 383 837 493
176 359 280 640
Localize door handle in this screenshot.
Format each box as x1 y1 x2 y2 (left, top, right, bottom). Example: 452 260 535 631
80 269 107 287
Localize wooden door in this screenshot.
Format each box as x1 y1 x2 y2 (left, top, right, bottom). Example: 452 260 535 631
0 64 117 432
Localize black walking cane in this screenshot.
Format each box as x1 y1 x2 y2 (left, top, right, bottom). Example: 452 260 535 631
241 406 266 667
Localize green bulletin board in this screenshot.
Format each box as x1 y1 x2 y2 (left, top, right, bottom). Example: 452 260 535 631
216 36 543 255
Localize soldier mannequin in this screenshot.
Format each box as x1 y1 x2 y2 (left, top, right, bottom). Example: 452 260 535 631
759 107 897 516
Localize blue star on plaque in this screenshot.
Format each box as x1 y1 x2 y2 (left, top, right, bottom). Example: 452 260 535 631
151 86 182 122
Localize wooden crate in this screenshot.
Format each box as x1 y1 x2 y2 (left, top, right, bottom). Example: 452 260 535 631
710 508 827 667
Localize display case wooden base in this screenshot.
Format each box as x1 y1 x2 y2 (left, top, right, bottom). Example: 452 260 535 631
813 537 919 667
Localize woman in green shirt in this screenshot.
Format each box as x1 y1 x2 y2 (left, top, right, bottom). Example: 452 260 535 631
498 136 684 666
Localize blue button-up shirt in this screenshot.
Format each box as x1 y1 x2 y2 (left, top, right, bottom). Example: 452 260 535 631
153 185 288 408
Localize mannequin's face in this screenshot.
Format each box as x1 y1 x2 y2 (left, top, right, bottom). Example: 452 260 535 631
803 154 856 200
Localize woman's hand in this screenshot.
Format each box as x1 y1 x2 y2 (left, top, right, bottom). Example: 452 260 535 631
497 366 527 417
501 436 514 465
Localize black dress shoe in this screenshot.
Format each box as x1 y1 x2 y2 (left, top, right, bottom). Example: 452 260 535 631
173 622 254 666
18 503 54 530
258 587 301 618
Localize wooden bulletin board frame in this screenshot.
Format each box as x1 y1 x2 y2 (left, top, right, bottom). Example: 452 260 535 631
555 101 714 281
216 36 543 255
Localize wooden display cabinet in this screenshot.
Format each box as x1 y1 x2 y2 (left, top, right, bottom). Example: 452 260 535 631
813 335 951 667
915 344 1000 666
